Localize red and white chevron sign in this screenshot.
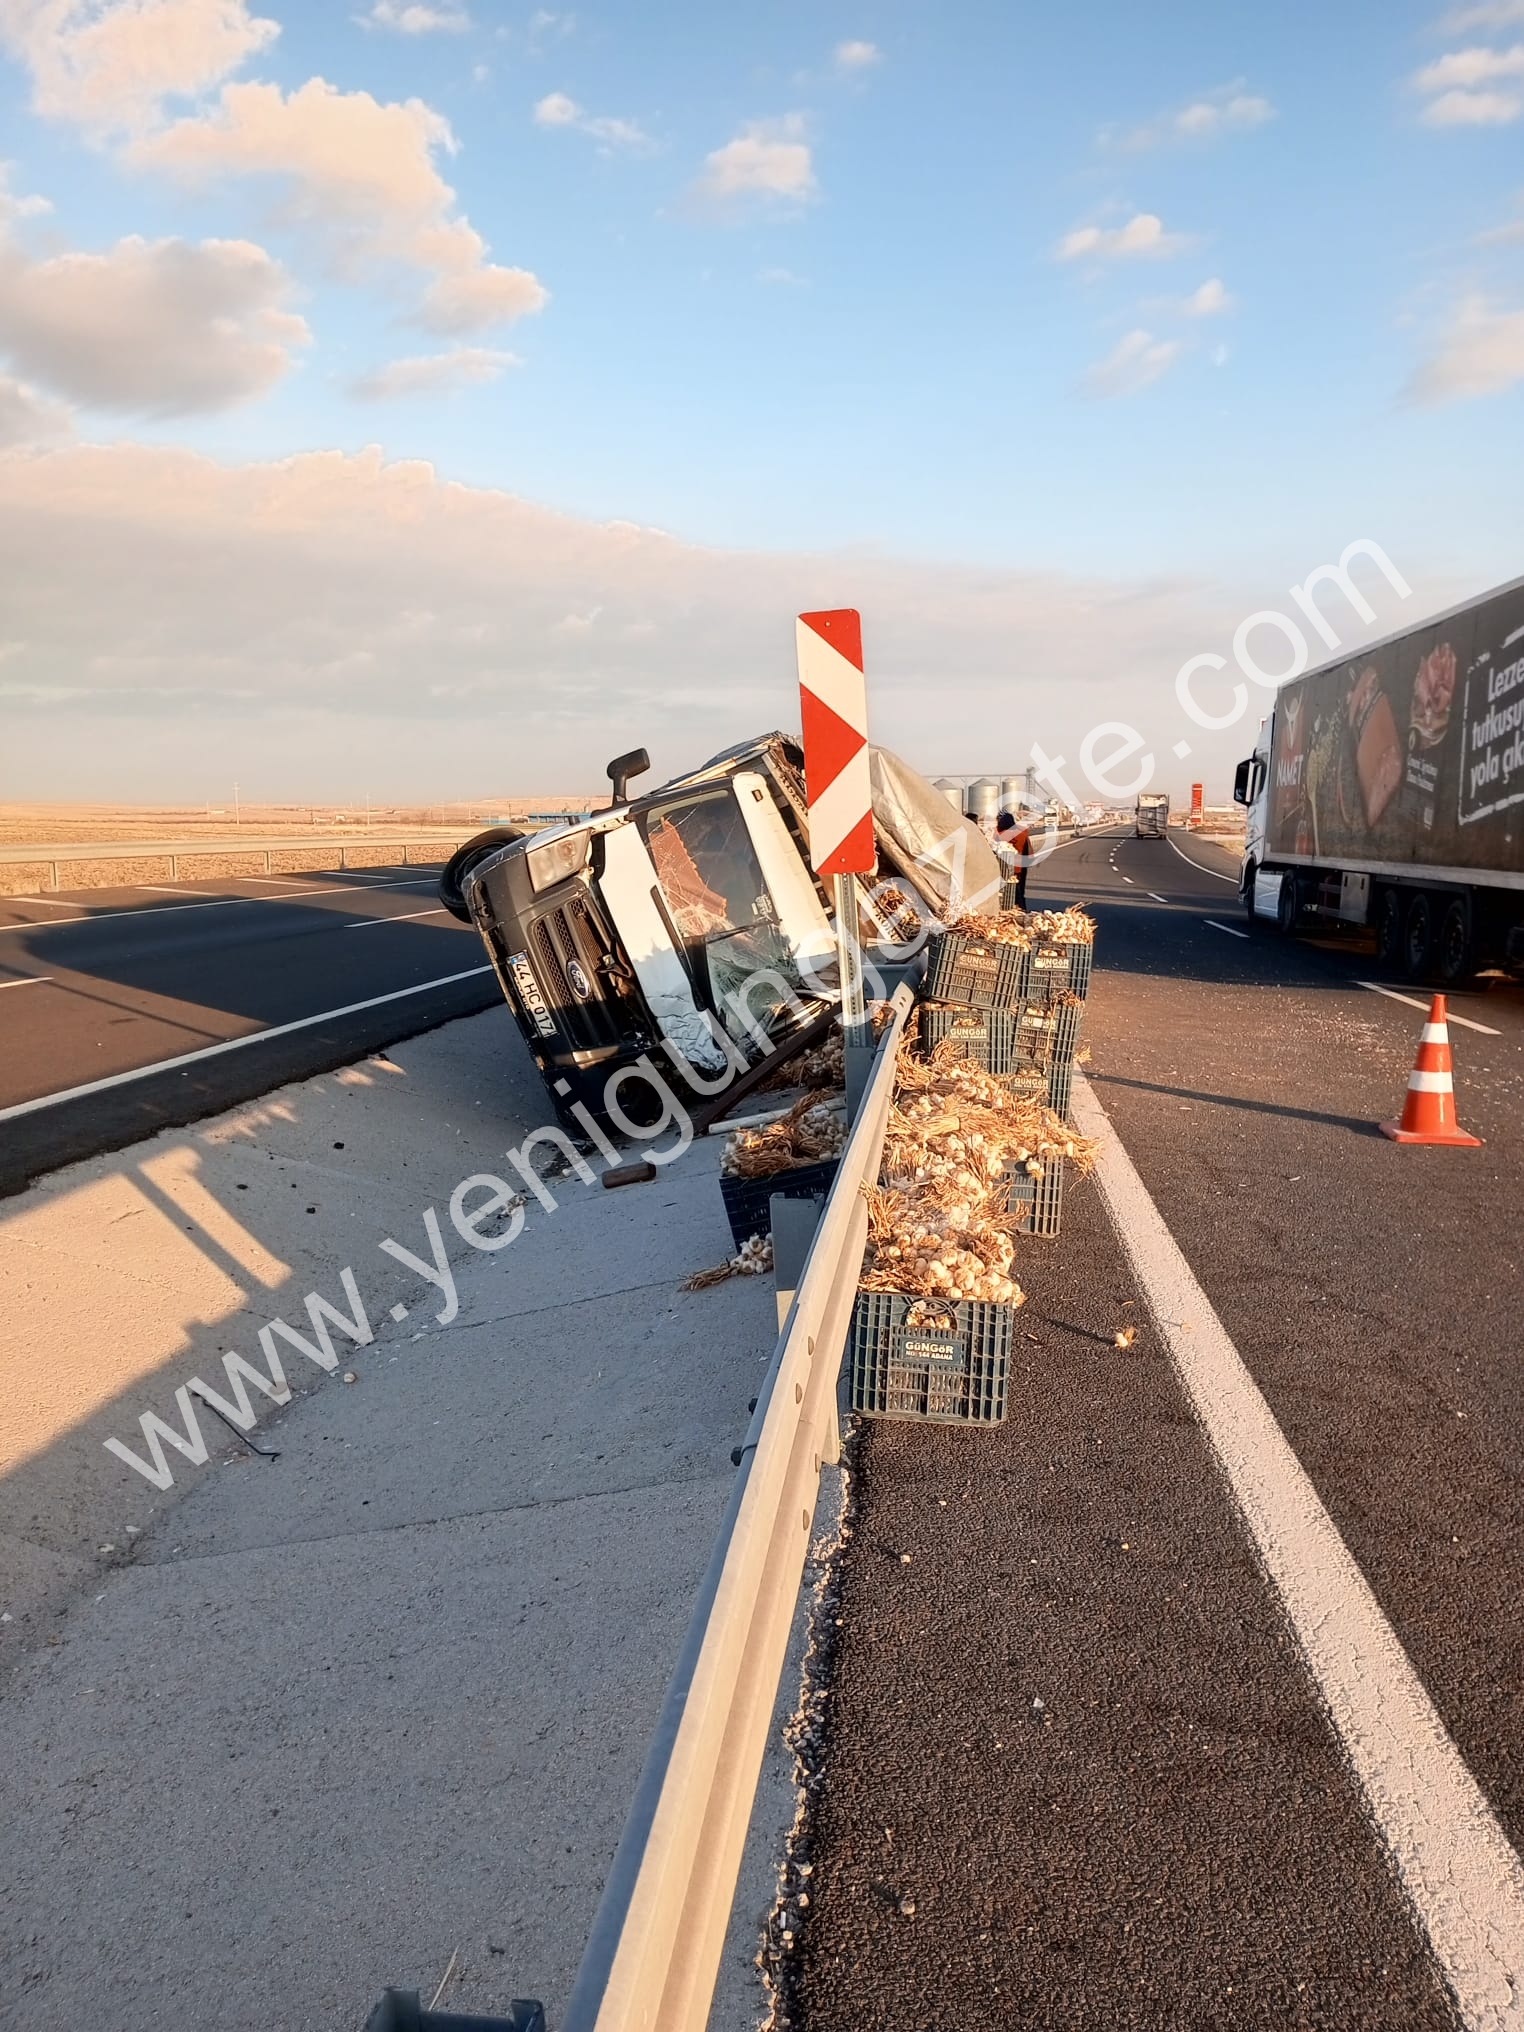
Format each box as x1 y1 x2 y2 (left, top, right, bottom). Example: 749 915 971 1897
796 608 877 877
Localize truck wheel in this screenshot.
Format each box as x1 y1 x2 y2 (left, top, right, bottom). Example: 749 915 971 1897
1403 892 1434 980
1436 898 1473 986
1242 860 1257 923
438 827 524 924
1276 871 1298 936
1375 888 1403 971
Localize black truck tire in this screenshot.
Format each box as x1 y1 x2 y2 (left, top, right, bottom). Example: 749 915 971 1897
1403 891 1435 981
1436 897 1474 987
438 827 524 924
1375 887 1403 971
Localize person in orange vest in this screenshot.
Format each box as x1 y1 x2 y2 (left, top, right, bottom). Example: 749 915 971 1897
994 810 1033 908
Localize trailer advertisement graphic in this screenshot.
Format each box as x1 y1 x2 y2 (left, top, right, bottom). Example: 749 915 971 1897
1267 579 1524 873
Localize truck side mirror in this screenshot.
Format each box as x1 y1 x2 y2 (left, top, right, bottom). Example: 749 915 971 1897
1232 758 1253 806
606 748 651 805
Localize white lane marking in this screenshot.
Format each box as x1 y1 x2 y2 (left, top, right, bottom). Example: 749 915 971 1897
1356 981 1501 1037
1071 1070 1524 2029
1148 891 1169 903
1168 833 1240 884
1204 918 1250 939
1121 875 1135 884
0 966 495 1122
0 975 52 989
343 906 452 931
0 876 440 935
140 885 200 895
9 896 82 910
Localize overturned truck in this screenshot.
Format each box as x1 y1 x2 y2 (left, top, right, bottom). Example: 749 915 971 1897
440 733 998 1128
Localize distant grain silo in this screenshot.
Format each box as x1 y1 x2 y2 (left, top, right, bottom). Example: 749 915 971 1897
932 776 964 810
1000 775 1024 812
965 776 1001 825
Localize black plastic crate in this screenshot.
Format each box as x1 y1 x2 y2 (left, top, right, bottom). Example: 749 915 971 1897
719 1160 838 1251
1001 1156 1065 1238
917 1006 1020 1071
923 930 1030 1011
851 1291 1012 1425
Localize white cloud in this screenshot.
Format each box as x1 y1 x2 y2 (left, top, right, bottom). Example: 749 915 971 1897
350 346 517 398
363 1 470 29
834 39 882 70
0 371 72 446
0 0 279 136
0 439 1336 797
1416 40 1524 86
1182 277 1232 316
1421 84 1522 121
1437 3 1524 32
532 90 649 148
1057 212 1189 262
1083 329 1182 397
1111 81 1274 150
693 115 815 207
1409 294 1524 400
134 78 549 332
758 265 805 286
1413 42 1524 122
0 226 307 414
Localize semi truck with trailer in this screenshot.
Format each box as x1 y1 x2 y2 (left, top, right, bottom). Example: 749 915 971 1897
439 733 1000 1129
1135 793 1170 838
1233 572 1524 982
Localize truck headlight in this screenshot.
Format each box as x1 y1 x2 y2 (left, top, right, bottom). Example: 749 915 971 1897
527 829 591 893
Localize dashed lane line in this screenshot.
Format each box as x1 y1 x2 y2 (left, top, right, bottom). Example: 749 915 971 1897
1071 1069 1524 2031
0 976 51 990
0 966 496 1123
1204 918 1250 939
1148 892 1169 903
1356 981 1502 1036
343 907 453 931
1168 833 1241 884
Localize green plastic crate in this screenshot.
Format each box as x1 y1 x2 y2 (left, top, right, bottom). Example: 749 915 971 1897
851 1291 1012 1425
923 930 1030 1011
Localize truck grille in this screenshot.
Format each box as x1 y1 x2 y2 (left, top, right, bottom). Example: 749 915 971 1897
527 895 626 1052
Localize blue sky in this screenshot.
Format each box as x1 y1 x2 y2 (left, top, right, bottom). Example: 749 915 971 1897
1 0 1522 799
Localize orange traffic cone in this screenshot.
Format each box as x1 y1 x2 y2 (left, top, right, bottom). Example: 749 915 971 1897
1380 994 1483 1146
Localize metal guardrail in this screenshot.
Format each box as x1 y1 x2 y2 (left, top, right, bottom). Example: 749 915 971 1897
559 980 911 2032
0 835 472 891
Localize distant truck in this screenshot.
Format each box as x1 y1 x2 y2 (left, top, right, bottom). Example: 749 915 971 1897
1135 793 1170 838
439 733 998 1130
1233 572 1524 981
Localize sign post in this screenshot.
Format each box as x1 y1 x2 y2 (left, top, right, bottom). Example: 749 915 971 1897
796 608 876 1116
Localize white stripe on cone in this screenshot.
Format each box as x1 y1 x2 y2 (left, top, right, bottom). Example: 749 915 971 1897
1421 1023 1449 1044
1409 1070 1455 1093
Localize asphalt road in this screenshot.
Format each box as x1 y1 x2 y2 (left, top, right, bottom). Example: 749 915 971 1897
785 825 1523 2031
0 869 504 1194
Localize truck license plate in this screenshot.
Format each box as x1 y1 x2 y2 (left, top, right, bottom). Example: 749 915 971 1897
507 952 557 1038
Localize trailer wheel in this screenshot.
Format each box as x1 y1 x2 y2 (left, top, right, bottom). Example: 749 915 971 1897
1403 892 1434 980
1436 898 1473 986
1276 870 1298 937
1375 887 1403 970
438 827 524 923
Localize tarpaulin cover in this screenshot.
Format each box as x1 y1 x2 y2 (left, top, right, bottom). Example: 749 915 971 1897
869 745 1002 918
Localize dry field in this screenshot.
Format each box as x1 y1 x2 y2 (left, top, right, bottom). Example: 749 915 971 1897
0 798 599 848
